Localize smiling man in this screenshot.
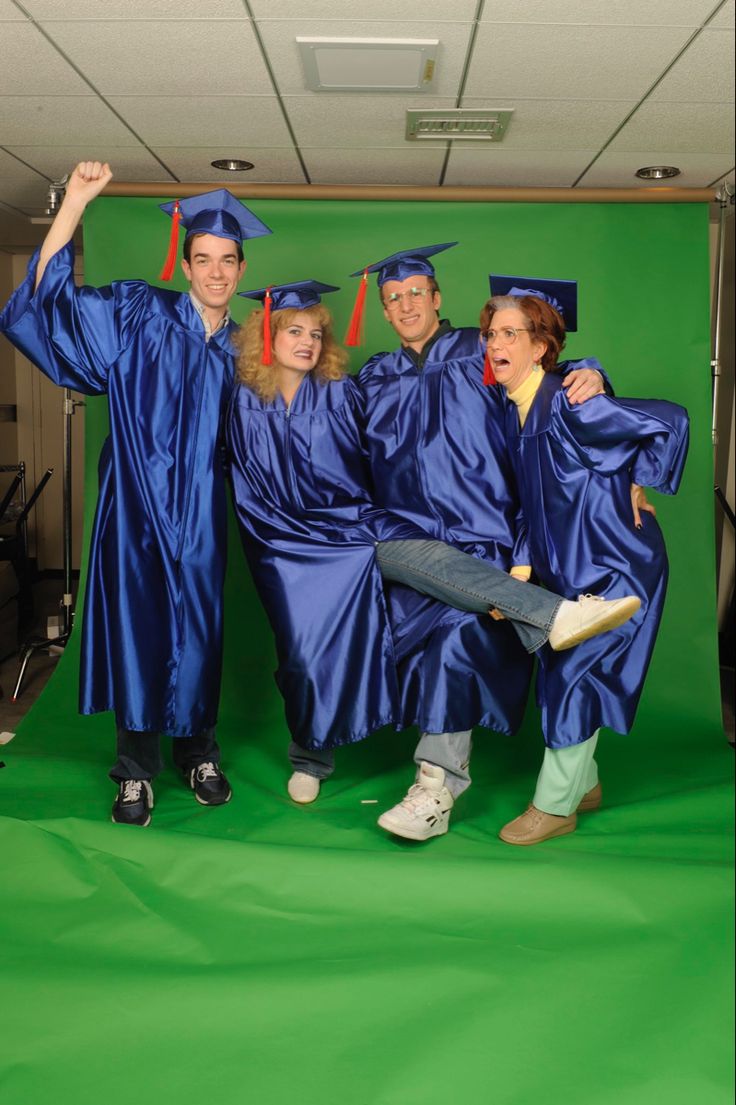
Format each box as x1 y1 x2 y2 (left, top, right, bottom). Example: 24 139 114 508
351 244 607 842
0 161 272 827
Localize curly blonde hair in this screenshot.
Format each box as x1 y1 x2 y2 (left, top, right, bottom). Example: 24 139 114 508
234 304 347 402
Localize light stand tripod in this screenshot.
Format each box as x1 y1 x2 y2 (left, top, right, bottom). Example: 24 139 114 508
12 387 84 700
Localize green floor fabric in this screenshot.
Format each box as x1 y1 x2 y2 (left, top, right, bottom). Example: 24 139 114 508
1 635 732 1105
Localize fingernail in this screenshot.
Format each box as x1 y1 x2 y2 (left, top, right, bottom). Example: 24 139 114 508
636 523 642 530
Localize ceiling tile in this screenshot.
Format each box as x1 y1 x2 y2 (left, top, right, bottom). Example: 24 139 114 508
577 150 732 186
464 23 694 100
609 101 735 153
650 29 735 101
148 147 307 184
0 23 90 94
444 148 596 187
709 0 735 28
303 147 446 185
0 96 140 145
5 147 175 188
251 1 478 19
283 94 456 148
0 150 48 186
709 168 735 189
0 1 28 17
107 96 294 147
478 0 719 25
22 0 247 17
256 19 473 98
41 20 270 96
460 97 636 150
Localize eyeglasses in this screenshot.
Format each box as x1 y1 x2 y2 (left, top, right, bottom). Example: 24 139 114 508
382 287 432 310
481 326 532 345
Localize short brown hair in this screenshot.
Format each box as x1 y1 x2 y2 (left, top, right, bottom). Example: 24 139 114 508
479 294 566 373
234 304 347 402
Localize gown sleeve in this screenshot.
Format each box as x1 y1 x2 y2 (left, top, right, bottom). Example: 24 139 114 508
553 389 690 493
560 355 614 396
0 242 150 396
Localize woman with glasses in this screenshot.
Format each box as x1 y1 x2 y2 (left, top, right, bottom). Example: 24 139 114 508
227 280 639 806
480 275 689 846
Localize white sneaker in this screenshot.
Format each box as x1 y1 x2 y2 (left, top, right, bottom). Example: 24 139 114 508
377 762 454 841
548 593 641 652
287 771 321 804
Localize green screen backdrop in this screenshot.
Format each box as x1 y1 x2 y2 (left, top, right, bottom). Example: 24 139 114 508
1 197 732 1105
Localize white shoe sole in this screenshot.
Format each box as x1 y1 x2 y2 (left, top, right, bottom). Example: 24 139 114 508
377 811 450 841
550 595 641 651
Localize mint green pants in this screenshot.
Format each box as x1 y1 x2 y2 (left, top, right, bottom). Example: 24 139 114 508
533 731 600 816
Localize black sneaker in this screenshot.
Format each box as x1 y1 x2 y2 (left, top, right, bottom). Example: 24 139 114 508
188 762 232 806
112 779 153 827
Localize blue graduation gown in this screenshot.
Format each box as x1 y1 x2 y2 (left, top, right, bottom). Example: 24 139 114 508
227 373 428 750
504 370 689 747
358 326 546 736
0 244 234 736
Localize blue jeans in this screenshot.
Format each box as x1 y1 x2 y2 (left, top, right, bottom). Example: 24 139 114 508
110 726 220 782
289 539 562 789
375 538 561 653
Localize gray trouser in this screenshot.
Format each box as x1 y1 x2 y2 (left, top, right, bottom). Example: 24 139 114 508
110 726 220 782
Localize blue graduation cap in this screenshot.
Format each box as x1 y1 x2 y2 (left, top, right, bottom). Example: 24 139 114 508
345 242 457 346
239 280 340 366
158 189 272 281
488 274 578 332
239 279 339 312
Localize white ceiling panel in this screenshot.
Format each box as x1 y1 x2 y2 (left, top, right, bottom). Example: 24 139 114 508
650 29 735 101
709 0 735 27
0 22 90 95
0 2 28 18
460 97 636 151
6 148 174 197
609 101 735 153
478 0 719 25
256 19 473 98
578 150 733 186
24 0 248 16
710 168 735 190
107 96 294 148
41 20 270 96
0 96 140 145
303 147 446 185
0 150 48 189
464 23 695 101
444 148 596 187
148 147 307 184
283 94 456 148
250 1 478 19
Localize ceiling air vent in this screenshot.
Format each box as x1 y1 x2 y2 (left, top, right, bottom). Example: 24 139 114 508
406 109 513 142
297 38 439 93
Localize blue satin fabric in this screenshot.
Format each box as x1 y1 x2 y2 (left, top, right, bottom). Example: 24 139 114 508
0 244 234 736
357 326 536 736
226 373 430 751
503 370 690 748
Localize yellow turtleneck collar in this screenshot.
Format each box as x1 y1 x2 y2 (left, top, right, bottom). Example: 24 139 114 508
508 368 544 428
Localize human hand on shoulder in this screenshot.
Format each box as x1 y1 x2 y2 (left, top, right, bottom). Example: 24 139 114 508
631 483 656 528
562 368 604 405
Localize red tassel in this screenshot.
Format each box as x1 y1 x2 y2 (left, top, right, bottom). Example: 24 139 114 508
159 200 181 282
345 270 368 347
262 287 273 366
483 345 496 386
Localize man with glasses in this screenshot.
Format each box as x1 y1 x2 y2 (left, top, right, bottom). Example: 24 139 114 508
348 244 607 841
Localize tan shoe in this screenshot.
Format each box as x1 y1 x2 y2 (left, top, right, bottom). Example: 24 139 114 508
577 782 602 812
499 804 577 845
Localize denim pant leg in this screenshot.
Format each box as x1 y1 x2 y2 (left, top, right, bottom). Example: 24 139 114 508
288 741 335 780
110 727 164 782
375 539 562 652
171 728 221 777
414 730 473 798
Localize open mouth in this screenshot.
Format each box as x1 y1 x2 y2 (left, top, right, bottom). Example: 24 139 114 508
493 356 511 370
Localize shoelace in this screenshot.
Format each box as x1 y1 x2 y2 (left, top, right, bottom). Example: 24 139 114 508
400 782 440 812
122 779 144 802
196 762 219 782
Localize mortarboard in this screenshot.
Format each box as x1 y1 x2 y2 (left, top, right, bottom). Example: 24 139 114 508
488 274 578 332
158 189 272 282
239 279 339 365
345 242 457 346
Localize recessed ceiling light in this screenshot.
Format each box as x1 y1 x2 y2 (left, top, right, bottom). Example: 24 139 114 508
635 165 681 180
211 158 254 172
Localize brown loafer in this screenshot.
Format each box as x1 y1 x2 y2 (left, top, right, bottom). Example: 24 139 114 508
499 804 577 846
577 782 602 812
